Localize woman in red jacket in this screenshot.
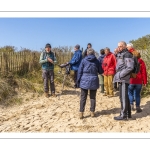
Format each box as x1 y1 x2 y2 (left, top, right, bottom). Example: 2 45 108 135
102 47 116 97
127 43 147 113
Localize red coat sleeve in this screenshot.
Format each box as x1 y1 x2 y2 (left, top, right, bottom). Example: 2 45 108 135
113 54 117 68
140 59 147 85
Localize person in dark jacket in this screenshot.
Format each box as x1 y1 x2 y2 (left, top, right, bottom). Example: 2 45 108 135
98 49 105 93
83 43 92 58
39 43 57 98
113 41 134 120
77 48 101 119
69 44 82 87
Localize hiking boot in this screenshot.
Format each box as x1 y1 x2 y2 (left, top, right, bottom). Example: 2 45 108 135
131 104 135 111
45 92 49 98
79 112 84 119
74 84 77 88
52 93 57 97
90 112 95 117
108 94 114 98
103 93 108 96
136 106 142 113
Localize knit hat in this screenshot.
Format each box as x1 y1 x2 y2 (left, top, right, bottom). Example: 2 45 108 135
75 44 80 49
45 43 51 48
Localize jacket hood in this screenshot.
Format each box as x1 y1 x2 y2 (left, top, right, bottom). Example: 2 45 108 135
128 48 135 53
106 52 112 56
85 54 97 61
100 54 105 58
75 49 82 53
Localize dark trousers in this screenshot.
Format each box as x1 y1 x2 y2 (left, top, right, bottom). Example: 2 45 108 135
74 71 78 85
119 82 131 117
80 88 97 112
114 82 118 89
42 70 55 94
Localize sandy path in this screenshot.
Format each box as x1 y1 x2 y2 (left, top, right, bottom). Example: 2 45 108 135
0 85 150 132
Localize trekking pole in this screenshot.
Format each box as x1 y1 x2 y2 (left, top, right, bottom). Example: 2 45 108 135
61 74 67 93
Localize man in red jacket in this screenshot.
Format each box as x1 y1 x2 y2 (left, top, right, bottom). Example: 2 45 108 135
127 43 147 113
102 47 116 97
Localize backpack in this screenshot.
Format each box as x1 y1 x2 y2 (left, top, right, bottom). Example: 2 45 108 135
131 50 140 78
122 51 140 78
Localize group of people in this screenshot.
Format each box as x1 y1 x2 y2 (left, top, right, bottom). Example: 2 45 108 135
39 41 148 121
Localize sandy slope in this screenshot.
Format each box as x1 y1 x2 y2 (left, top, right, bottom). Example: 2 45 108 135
0 85 150 132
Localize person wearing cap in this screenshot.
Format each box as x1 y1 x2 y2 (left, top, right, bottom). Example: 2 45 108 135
69 44 82 88
39 43 57 98
77 48 101 119
127 43 147 113
83 43 92 58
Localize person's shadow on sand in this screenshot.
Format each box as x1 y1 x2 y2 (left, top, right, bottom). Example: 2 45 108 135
83 98 150 119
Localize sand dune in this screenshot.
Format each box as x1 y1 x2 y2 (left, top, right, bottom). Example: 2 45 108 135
0 85 150 132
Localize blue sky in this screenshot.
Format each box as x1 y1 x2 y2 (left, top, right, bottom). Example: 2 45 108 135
0 18 150 53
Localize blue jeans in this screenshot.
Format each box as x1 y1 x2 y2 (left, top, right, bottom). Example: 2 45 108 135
128 84 142 107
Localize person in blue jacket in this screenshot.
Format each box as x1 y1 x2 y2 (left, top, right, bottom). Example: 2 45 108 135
77 48 102 119
69 44 82 88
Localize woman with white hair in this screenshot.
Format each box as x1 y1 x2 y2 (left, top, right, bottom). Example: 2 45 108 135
77 48 101 119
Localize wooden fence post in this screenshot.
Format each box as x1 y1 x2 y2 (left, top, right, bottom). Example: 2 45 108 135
3 52 8 75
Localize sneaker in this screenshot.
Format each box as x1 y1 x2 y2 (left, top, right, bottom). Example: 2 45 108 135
90 112 95 117
114 115 128 121
136 107 142 113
